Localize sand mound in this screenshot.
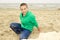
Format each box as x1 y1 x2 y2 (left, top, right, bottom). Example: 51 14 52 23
28 31 60 40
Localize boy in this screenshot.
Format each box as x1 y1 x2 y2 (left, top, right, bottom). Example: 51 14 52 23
10 3 40 40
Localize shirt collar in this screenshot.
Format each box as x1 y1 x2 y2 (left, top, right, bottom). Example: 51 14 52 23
22 10 29 17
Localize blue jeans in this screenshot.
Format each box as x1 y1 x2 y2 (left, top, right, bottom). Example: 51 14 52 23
10 23 31 40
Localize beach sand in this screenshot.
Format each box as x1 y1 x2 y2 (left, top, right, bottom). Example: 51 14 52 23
0 8 60 40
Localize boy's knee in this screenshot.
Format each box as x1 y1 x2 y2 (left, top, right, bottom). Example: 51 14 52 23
10 23 21 28
10 23 16 28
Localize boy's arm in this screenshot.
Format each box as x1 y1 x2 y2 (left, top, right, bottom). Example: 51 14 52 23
30 15 40 32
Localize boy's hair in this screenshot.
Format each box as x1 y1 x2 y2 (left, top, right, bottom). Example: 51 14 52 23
20 3 28 8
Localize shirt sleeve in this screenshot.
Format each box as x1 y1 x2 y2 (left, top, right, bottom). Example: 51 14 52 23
30 15 38 28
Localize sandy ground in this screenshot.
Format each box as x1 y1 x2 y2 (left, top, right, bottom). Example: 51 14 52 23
0 8 60 40
28 31 60 40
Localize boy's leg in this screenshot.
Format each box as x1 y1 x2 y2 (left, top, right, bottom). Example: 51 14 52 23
19 29 31 40
10 23 23 34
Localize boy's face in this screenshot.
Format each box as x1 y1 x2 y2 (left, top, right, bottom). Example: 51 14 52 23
20 5 28 14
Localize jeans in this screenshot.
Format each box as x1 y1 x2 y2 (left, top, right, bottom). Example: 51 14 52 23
10 23 31 40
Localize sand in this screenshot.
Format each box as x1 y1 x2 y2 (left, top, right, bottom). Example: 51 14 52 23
0 8 60 40
28 31 60 40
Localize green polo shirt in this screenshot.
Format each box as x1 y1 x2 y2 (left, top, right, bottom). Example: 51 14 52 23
20 10 38 31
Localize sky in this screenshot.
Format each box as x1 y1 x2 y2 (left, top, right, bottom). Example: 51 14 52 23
0 0 60 3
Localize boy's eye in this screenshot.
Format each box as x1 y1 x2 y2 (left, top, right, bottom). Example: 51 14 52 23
21 9 23 11
21 9 23 10
21 8 26 11
24 8 26 10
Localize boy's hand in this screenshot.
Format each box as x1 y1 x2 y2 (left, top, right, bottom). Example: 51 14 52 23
38 27 40 33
